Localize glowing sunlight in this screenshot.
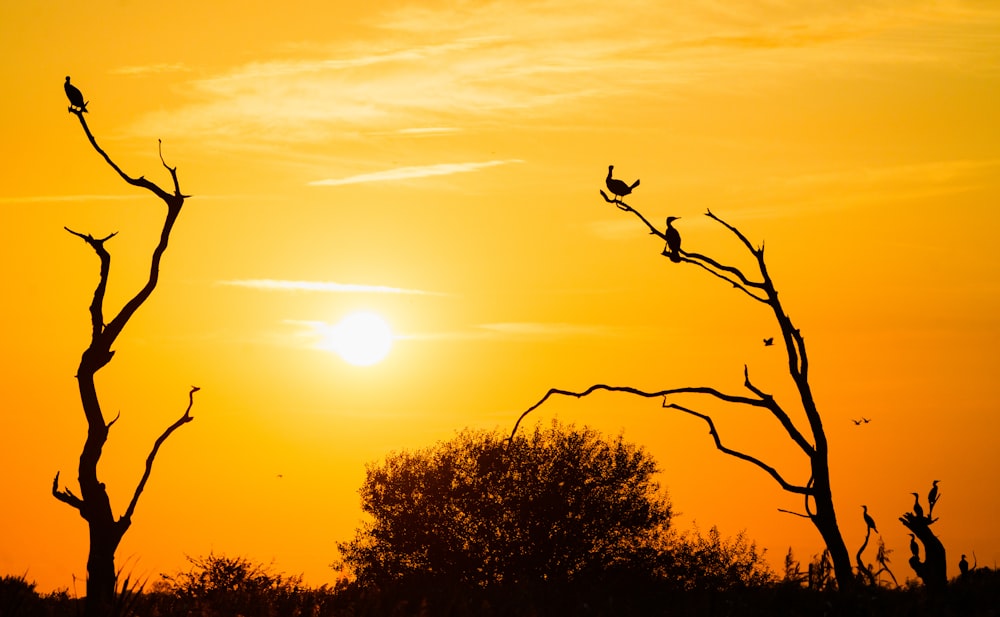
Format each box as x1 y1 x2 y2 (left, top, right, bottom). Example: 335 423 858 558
320 311 394 366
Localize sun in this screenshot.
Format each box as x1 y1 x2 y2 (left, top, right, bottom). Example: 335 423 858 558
321 311 394 366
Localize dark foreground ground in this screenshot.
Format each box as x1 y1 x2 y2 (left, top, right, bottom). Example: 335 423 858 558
3 570 998 617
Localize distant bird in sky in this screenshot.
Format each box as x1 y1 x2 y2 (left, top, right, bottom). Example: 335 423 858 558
852 418 863 426
928 480 941 515
861 417 871 424
911 492 924 518
662 216 682 262
862 505 879 534
909 533 920 558
605 165 639 203
64 76 88 113
763 337 774 346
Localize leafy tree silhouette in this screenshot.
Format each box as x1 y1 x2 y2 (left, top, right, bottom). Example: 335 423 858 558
509 178 857 590
50 78 198 616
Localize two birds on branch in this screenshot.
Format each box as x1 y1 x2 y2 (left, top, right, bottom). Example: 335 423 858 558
604 165 681 262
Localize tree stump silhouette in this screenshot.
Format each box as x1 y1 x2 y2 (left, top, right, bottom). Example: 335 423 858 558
900 505 946 590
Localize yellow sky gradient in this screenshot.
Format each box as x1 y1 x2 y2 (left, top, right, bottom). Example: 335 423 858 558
2 0 999 591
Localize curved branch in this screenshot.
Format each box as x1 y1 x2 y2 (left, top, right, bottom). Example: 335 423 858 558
743 366 814 455
508 383 773 443
52 472 84 512
119 387 199 527
70 110 175 204
663 402 809 494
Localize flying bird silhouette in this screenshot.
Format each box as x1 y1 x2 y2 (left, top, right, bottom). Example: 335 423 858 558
605 165 639 203
662 216 682 262
861 417 871 424
911 492 924 518
64 76 88 113
862 505 878 534
852 419 862 426
763 337 774 346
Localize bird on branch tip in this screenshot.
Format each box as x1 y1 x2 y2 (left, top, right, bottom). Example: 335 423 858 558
662 216 682 262
911 492 924 518
928 480 941 515
605 165 639 203
862 504 879 534
64 76 88 113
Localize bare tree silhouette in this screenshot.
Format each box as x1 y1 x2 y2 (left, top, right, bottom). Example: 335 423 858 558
50 78 198 617
509 177 857 590
900 482 947 591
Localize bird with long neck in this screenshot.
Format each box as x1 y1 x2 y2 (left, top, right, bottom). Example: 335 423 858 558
928 480 940 516
909 533 920 558
605 165 639 203
862 505 878 535
911 492 924 518
662 216 682 262
64 76 88 113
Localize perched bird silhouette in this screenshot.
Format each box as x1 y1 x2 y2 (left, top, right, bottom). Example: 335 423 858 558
662 216 682 262
862 505 879 534
911 492 924 518
909 533 920 558
605 165 639 203
64 76 88 113
959 554 969 575
928 480 940 515
763 337 774 346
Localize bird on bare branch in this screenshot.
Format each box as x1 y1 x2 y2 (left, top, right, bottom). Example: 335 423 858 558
911 492 924 518
909 533 920 558
862 505 879 534
662 216 682 262
928 480 941 515
605 165 639 203
64 76 88 113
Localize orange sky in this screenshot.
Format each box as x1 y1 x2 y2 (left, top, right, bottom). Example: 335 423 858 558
2 0 999 592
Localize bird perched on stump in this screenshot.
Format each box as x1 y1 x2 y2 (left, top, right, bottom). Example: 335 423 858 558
911 492 924 518
862 505 878 534
605 165 639 203
662 216 682 262
909 533 920 558
64 76 88 113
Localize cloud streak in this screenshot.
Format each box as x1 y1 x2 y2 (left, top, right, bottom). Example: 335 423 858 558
308 159 522 186
218 279 446 296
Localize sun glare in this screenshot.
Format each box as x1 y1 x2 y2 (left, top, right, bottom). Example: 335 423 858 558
322 311 393 366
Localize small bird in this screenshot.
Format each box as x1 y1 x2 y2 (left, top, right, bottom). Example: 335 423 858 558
959 554 969 575
862 505 878 534
64 76 88 113
911 492 924 518
909 533 920 558
861 417 871 424
763 337 774 346
662 216 682 262
852 419 862 426
605 165 639 203
928 480 940 515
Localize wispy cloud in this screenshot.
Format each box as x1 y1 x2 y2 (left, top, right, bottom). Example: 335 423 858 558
0 194 141 204
308 159 522 186
218 279 446 296
112 63 191 76
402 321 615 342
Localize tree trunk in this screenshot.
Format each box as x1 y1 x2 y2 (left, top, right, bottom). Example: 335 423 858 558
901 512 946 591
810 470 854 591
